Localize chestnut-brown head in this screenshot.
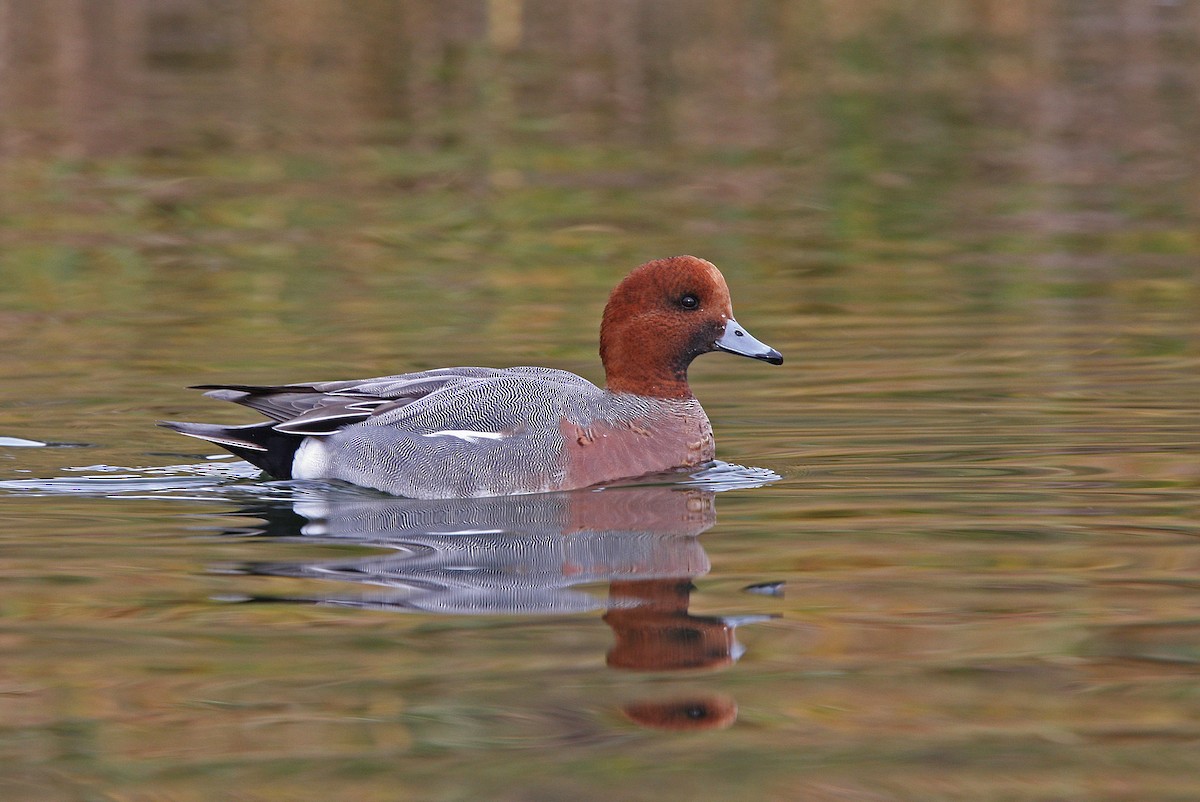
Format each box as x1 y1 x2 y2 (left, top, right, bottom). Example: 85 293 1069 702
599 256 782 398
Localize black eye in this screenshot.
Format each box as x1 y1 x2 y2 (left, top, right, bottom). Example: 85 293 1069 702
679 294 699 310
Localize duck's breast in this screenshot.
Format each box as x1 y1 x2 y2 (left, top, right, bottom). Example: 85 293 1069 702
559 395 714 490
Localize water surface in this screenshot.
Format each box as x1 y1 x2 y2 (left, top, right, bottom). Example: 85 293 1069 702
1 3 1199 800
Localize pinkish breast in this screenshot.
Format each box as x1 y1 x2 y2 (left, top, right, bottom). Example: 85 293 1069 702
558 400 714 490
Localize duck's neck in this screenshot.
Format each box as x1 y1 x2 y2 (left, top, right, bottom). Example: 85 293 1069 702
601 341 695 399
605 372 693 399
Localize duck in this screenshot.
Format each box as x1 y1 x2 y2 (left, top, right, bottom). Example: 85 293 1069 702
160 255 782 499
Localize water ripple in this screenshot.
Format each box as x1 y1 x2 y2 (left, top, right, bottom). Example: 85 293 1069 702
0 459 779 500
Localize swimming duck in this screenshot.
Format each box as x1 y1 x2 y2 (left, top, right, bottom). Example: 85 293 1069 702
161 255 782 498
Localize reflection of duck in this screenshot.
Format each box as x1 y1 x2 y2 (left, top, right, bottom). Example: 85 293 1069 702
232 484 772 650
233 484 715 615
231 483 777 732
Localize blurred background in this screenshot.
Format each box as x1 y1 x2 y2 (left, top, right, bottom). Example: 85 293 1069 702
2 0 1195 397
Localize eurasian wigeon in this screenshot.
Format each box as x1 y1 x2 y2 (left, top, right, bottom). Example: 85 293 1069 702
161 255 782 498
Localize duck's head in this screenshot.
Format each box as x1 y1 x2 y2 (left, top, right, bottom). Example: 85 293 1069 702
600 255 782 398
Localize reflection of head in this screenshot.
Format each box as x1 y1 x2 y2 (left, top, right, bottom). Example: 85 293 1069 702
622 695 738 731
604 579 738 671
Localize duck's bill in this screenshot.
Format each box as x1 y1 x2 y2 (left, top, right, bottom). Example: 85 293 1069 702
715 318 783 365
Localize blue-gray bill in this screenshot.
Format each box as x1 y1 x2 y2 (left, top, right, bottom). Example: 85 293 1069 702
714 318 783 365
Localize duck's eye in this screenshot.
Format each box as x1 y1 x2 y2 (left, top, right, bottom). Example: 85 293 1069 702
679 294 700 310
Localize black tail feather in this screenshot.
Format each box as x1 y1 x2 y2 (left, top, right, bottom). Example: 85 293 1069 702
158 421 303 478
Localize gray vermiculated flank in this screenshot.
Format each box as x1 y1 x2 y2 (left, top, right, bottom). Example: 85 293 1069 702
309 368 704 498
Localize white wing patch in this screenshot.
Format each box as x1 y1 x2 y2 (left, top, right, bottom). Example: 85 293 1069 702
421 430 508 444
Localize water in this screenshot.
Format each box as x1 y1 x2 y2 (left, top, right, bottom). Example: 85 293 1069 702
2 3 1199 800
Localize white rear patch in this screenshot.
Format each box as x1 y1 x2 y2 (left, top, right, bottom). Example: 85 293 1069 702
292 437 331 479
422 430 507 444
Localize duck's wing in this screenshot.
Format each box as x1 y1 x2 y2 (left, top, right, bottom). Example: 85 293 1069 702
187 366 599 436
